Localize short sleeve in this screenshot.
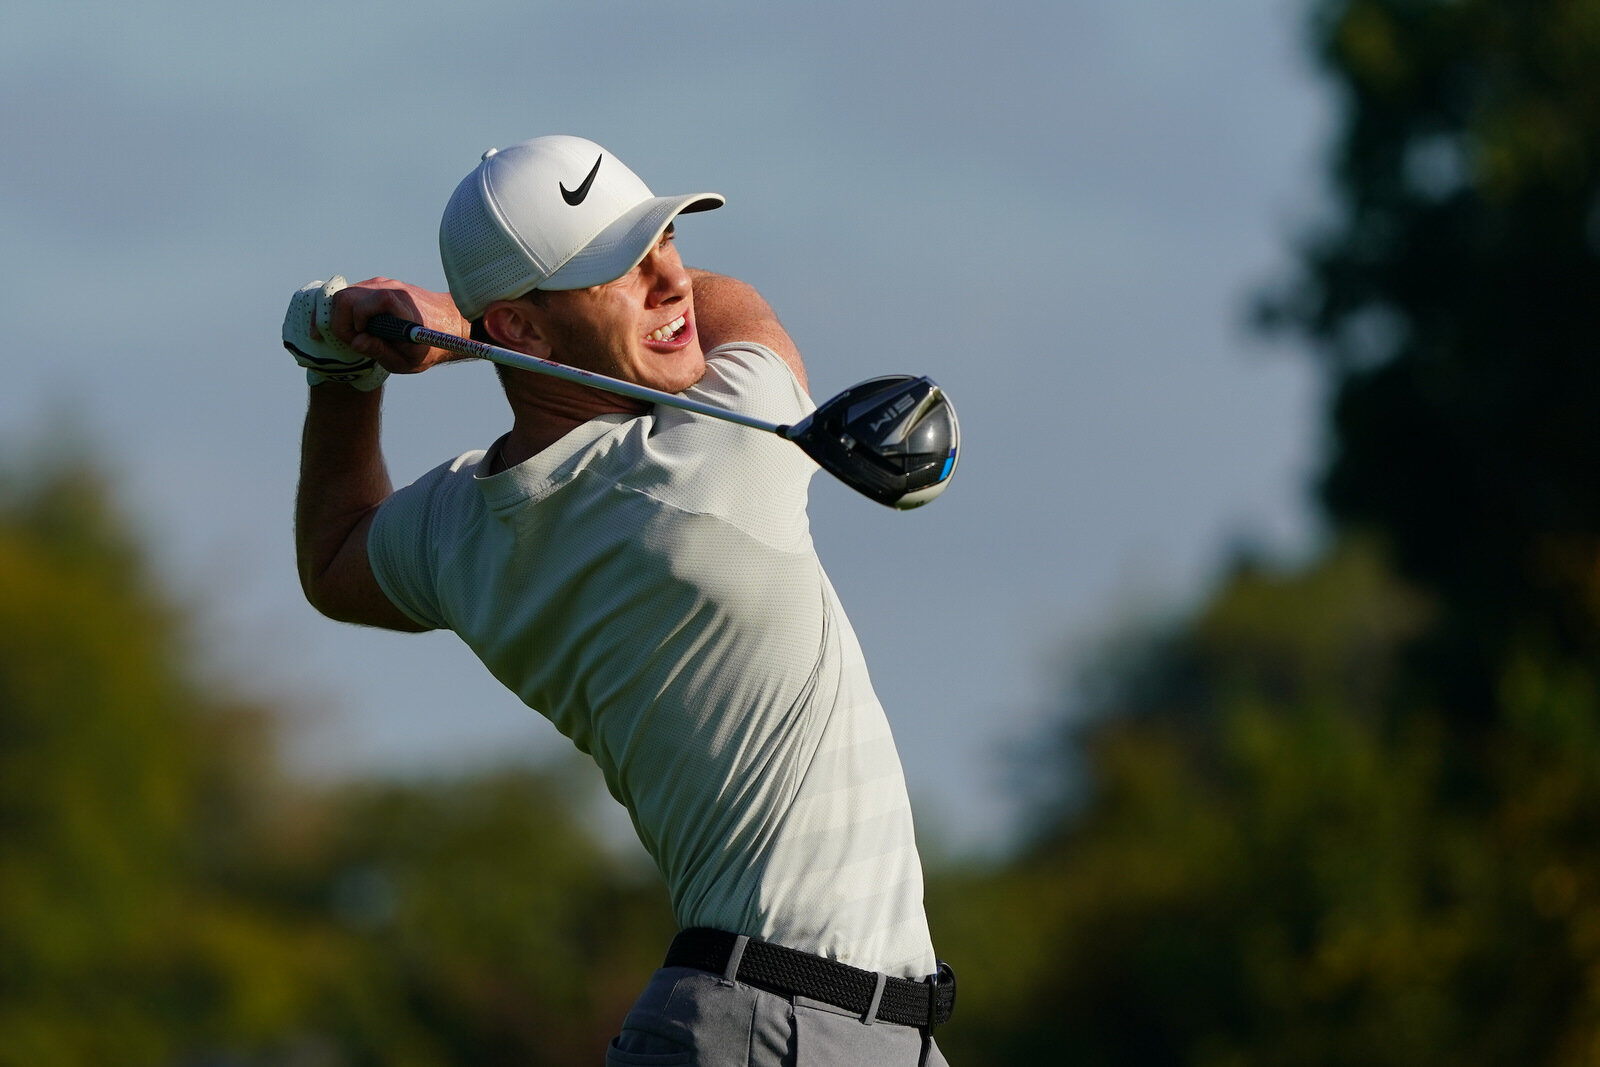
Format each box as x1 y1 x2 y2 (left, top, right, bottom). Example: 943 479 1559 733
697 342 814 425
367 452 483 629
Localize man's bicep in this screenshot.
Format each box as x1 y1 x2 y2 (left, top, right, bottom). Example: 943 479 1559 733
728 317 806 390
308 509 434 632
690 270 807 391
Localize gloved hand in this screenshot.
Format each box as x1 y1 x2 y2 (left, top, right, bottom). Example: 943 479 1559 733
282 276 390 391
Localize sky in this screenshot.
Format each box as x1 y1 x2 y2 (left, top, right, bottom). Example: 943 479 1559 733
2 1 1331 858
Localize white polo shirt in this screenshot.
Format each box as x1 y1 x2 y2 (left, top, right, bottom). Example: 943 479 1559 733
367 343 938 978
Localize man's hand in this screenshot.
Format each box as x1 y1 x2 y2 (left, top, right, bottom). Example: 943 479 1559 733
325 278 472 374
283 277 389 391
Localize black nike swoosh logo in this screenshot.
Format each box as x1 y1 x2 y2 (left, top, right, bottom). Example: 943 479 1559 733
560 155 603 206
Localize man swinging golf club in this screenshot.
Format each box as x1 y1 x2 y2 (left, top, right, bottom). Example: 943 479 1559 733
284 135 955 1066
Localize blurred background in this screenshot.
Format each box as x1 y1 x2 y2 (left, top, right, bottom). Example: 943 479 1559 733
7 0 1600 1062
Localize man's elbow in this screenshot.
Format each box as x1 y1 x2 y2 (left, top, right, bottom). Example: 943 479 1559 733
297 551 360 622
299 560 432 633
299 567 353 623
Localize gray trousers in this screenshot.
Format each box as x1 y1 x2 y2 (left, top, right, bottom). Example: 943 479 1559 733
606 966 951 1066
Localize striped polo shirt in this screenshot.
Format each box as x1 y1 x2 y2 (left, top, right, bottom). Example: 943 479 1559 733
367 343 937 978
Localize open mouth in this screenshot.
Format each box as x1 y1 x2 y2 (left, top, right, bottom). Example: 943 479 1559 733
647 315 688 343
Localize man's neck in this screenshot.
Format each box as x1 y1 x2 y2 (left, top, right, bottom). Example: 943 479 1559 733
495 379 650 472
493 418 576 471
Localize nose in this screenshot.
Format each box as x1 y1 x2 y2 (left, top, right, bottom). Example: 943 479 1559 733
641 244 691 306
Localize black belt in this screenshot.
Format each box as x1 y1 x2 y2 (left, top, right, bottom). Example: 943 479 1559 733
664 928 955 1029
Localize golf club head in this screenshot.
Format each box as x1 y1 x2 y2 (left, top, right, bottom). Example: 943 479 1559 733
786 375 960 509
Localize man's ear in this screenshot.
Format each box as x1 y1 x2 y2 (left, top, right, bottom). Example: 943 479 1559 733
481 300 550 356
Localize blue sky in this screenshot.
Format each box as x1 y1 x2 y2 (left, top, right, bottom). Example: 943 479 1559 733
2 1 1331 856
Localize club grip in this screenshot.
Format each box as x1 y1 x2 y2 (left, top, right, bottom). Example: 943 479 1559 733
365 313 419 342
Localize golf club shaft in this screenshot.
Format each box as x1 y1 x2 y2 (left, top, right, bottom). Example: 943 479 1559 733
365 314 790 435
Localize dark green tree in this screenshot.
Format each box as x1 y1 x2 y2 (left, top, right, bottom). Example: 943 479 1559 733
930 3 1600 1062
932 544 1498 1066
0 459 675 1065
1263 0 1600 716
282 767 676 1066
0 461 305 1063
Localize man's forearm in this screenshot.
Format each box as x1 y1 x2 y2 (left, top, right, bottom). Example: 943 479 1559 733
295 383 392 609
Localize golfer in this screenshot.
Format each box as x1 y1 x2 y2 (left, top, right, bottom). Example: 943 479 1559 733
284 135 954 1066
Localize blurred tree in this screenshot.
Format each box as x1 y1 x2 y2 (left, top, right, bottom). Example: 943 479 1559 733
934 541 1600 1065
936 544 1455 1065
0 460 310 1064
280 767 675 1066
926 1 1600 1062
1261 0 1600 717
1254 2 1600 1047
0 460 675 1065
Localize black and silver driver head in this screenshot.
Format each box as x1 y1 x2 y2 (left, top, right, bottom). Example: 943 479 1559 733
785 375 960 509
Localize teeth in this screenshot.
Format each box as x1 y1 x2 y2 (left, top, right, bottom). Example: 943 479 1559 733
648 315 686 342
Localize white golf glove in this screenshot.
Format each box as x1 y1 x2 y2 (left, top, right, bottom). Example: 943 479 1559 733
282 276 390 391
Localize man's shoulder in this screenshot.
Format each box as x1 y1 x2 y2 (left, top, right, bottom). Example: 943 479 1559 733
401 448 487 494
703 339 795 377
375 449 488 528
697 342 812 424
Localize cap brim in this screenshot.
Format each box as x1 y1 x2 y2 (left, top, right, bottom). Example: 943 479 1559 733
539 193 724 291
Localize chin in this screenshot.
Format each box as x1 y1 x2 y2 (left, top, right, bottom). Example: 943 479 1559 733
648 348 706 395
661 362 707 395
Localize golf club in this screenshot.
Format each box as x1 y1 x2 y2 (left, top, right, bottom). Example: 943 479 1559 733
364 314 960 509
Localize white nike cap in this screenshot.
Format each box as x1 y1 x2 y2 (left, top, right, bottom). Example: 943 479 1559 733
439 135 724 319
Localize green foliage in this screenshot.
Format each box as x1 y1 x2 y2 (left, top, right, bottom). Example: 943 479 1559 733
20 7 1600 1061
1265 0 1600 707
929 4 1600 1062
933 542 1600 1065
935 544 1449 1065
292 770 675 1065
0 462 209 1063
0 462 673 1065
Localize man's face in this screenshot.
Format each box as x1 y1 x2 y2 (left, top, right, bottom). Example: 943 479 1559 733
532 226 705 395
